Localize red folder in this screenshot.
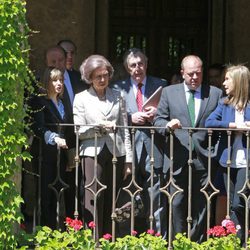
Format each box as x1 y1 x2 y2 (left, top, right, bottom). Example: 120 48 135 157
142 86 163 111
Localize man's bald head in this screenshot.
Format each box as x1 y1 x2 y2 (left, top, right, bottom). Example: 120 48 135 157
45 45 66 72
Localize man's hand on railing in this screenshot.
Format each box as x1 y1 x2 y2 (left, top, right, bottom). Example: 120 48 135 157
54 137 68 149
123 162 132 180
166 119 182 130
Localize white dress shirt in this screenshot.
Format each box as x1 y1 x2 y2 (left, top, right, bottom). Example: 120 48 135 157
131 77 147 102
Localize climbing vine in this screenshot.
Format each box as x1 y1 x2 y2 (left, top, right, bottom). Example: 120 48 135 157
0 0 33 248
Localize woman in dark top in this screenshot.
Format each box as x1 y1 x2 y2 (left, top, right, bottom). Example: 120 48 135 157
31 67 69 229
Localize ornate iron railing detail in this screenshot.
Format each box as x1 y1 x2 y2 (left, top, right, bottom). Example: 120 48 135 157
25 124 250 248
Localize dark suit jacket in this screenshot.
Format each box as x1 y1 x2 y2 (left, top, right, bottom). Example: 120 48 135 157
153 83 222 172
63 69 88 148
68 69 87 94
31 96 69 161
205 98 250 162
113 76 168 169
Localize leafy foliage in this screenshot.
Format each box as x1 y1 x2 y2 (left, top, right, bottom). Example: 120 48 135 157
173 219 247 250
19 218 167 249
172 233 200 250
201 234 242 250
18 218 250 250
0 0 33 249
18 218 96 249
173 233 243 250
99 231 167 250
33 226 95 250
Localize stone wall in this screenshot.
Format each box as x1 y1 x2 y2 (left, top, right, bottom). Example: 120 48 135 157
26 0 250 77
26 0 98 77
225 0 250 65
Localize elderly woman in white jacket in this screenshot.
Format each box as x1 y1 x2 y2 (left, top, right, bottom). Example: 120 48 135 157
73 55 132 239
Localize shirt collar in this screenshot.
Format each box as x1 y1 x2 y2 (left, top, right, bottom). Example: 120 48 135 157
184 83 201 93
64 70 70 82
131 76 147 88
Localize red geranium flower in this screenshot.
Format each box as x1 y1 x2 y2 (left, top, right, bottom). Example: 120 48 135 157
213 226 227 237
103 233 112 240
65 217 72 225
88 221 96 229
65 217 83 231
147 229 155 235
207 219 238 237
131 230 137 236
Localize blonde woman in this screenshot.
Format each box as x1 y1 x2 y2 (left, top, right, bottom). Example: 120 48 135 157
205 65 250 243
31 67 69 229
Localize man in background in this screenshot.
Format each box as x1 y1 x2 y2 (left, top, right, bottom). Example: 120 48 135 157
208 63 225 89
57 39 78 72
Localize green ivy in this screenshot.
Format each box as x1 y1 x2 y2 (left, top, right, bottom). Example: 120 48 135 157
0 0 33 249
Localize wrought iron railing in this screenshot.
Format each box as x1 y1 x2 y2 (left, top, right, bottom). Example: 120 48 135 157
24 124 250 248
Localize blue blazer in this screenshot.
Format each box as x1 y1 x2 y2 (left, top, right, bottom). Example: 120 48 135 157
205 98 250 162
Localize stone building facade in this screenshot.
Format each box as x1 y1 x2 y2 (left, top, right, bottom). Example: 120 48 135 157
26 0 250 81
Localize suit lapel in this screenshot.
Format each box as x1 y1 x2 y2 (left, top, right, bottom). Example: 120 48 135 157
102 87 115 116
46 99 64 122
125 79 138 112
67 70 77 95
62 86 72 120
195 84 210 126
144 77 153 101
177 84 193 126
89 86 114 117
144 76 158 101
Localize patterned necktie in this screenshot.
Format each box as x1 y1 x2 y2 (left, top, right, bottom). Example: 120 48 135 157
188 90 195 127
136 83 143 111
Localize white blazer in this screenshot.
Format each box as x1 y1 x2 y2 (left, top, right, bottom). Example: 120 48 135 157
73 86 132 162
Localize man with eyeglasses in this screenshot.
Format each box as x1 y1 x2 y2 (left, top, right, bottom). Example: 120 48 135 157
113 48 168 236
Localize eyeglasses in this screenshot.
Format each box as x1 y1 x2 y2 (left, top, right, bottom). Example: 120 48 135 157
93 72 110 82
128 62 144 69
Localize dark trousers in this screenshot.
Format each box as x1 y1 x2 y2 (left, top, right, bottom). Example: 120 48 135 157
81 145 124 239
170 166 208 242
40 145 66 229
135 144 166 236
221 167 249 243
